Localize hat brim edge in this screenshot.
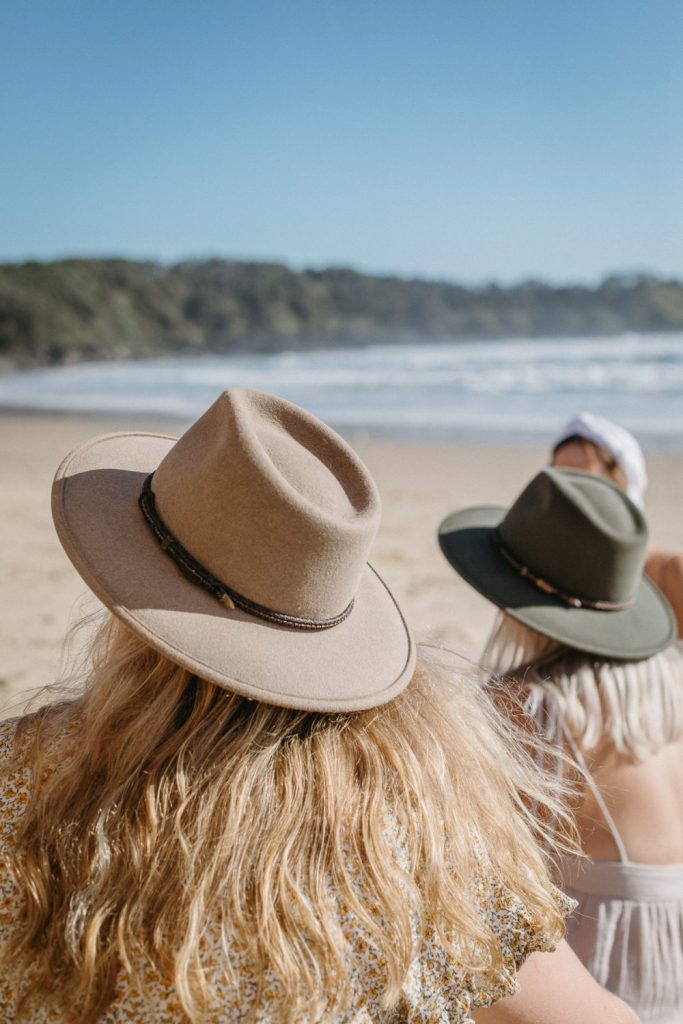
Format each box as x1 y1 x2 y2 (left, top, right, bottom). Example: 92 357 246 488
52 431 416 713
438 506 675 661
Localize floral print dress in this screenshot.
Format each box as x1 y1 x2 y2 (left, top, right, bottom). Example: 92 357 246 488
0 717 571 1023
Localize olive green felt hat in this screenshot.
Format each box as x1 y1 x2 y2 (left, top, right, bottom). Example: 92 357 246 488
438 467 675 660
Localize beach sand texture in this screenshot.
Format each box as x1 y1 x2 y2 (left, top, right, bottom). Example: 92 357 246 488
1 412 682 718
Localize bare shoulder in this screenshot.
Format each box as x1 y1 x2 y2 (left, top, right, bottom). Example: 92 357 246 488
646 547 683 582
471 941 638 1024
646 547 683 638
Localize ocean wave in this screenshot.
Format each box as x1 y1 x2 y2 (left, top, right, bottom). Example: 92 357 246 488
2 333 682 446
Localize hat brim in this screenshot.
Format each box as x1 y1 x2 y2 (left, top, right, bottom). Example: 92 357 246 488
439 506 675 660
52 432 415 712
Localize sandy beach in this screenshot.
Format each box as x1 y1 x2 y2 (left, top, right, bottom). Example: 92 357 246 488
2 411 682 718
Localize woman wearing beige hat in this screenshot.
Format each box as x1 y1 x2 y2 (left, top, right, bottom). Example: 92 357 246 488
0 391 633 1023
440 466 683 1024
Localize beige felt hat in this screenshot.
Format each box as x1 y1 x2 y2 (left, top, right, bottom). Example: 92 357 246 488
52 389 415 711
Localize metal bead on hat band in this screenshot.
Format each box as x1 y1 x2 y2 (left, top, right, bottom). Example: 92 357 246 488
494 530 635 612
138 474 354 630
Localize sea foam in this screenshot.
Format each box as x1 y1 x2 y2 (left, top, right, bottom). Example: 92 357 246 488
1 333 682 449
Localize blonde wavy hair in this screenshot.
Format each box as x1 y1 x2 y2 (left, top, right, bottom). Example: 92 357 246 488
4 614 574 1023
484 612 683 760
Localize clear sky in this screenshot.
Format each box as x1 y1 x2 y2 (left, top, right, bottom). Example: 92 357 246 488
2 0 682 283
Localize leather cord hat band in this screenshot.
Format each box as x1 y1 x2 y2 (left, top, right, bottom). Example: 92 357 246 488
495 530 636 612
139 474 354 630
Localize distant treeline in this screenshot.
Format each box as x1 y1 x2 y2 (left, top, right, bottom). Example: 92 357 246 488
2 258 683 369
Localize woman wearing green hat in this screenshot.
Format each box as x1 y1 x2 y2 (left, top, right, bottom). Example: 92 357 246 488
550 411 683 639
440 466 683 1024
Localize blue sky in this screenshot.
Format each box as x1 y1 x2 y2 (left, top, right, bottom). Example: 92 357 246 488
2 0 682 283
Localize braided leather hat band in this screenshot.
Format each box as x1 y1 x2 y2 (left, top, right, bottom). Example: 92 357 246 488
139 474 354 631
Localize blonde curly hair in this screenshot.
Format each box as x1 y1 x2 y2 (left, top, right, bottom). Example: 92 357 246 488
4 614 574 1023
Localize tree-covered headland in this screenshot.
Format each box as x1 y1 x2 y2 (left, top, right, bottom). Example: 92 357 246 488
1 258 683 369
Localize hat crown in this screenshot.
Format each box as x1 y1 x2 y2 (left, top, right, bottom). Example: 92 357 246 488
152 389 381 620
498 467 647 606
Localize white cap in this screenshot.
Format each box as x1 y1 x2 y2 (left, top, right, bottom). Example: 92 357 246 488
552 412 648 510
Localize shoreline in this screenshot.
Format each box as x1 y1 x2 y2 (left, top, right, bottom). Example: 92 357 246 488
2 405 683 455
1 411 682 717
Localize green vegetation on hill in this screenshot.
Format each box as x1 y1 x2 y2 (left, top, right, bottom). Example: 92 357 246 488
1 258 683 368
